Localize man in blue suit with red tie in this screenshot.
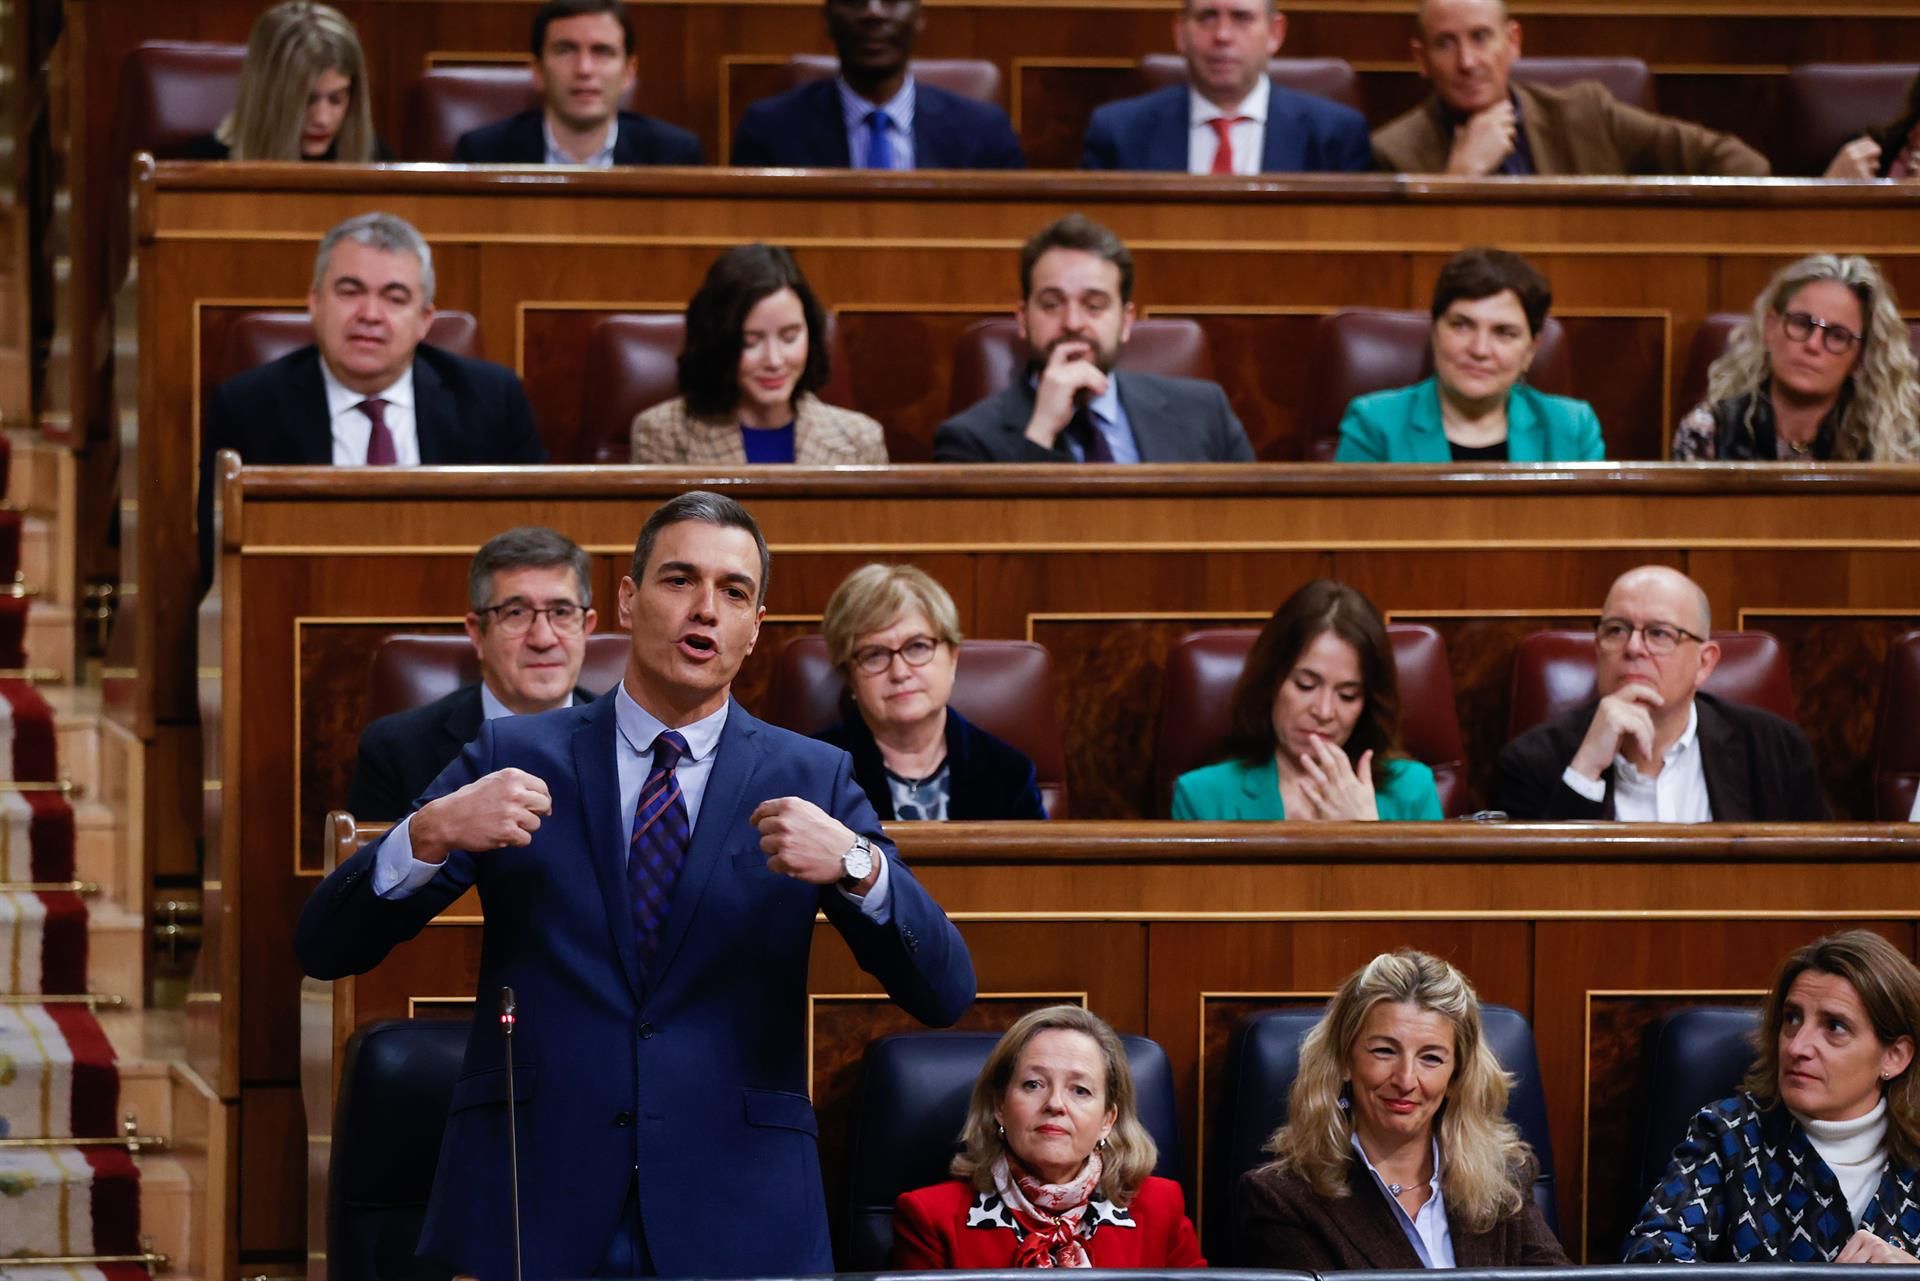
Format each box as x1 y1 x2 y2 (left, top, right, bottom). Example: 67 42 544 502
296 491 976 1279
1081 0 1370 173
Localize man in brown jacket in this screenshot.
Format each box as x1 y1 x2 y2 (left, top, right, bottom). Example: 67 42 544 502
1372 0 1768 176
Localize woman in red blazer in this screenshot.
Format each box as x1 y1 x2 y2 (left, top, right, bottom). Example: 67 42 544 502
892 1005 1205 1269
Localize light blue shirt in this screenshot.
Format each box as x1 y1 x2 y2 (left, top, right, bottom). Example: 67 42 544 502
1351 1133 1455 1268
542 113 619 167
477 683 575 722
375 682 890 919
838 75 916 170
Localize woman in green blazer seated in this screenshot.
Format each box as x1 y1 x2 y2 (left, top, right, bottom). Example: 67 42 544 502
1172 580 1443 821
1336 247 1606 463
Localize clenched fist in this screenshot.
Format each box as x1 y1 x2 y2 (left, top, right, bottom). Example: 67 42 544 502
752 796 874 890
411 768 553 864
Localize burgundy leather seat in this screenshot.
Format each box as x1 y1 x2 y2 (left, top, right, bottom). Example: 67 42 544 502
1305 309 1572 461
1871 630 1920 820
580 313 855 463
946 318 1215 416
761 634 1069 818
1151 625 1468 817
364 633 629 724
1773 64 1920 177
785 55 1003 107
1511 57 1656 112
117 41 247 159
403 64 641 161
217 312 483 386
1505 629 1796 742
1136 54 1362 113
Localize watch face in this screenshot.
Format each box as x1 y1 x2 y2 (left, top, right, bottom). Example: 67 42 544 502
843 839 875 881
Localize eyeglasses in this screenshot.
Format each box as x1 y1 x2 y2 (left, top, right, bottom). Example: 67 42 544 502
1594 618 1705 655
478 601 587 636
1779 310 1861 355
851 635 941 674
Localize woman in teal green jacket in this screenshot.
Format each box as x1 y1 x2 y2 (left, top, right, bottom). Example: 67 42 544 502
1336 247 1606 463
1172 580 1442 822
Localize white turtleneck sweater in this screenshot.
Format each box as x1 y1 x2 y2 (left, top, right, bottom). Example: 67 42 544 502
1796 1096 1890 1226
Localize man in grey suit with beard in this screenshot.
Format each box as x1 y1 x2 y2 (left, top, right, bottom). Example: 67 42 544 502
933 214 1256 464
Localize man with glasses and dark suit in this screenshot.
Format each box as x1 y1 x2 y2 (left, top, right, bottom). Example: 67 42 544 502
1492 565 1828 820
346 527 602 821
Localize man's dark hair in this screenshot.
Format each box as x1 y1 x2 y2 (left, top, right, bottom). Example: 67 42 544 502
630 491 771 607
1018 213 1134 305
468 526 592 617
1429 246 1552 337
677 243 832 419
531 0 634 58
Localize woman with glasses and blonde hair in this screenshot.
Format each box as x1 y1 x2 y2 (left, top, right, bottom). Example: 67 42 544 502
893 1005 1203 1269
1238 950 1565 1269
1626 930 1920 1262
815 564 1045 821
186 2 386 162
1674 254 1920 461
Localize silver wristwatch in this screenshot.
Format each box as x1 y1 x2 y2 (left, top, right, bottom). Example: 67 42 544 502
840 836 876 887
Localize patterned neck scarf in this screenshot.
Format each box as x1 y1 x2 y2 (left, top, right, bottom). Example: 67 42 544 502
993 1152 1103 1268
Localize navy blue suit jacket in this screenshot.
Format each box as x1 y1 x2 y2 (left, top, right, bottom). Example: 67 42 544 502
731 78 1024 169
817 704 1046 820
452 109 703 165
1081 81 1371 172
198 344 545 588
295 696 975 1279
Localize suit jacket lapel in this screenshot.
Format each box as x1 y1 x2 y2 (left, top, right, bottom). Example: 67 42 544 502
440 685 486 751
1333 1160 1427 1268
1261 81 1298 171
1115 373 1173 459
1149 90 1192 172
291 349 334 464
807 81 854 167
643 699 761 992
413 355 453 463
612 112 645 164
1695 695 1751 821
1407 379 1450 461
912 87 952 168
1515 82 1569 176
573 696 643 1001
509 111 546 162
1506 386 1546 461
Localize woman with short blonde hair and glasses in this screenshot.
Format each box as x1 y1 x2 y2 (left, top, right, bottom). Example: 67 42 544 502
1238 950 1565 1269
815 564 1044 821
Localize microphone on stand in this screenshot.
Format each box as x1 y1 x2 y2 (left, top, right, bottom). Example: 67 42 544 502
500 986 525 1281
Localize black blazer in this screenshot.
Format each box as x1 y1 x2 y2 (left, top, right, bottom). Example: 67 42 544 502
933 371 1256 463
816 704 1046 820
199 343 546 586
730 78 1023 169
1237 1158 1567 1270
344 682 599 823
451 109 703 165
1490 690 1830 821
180 133 395 161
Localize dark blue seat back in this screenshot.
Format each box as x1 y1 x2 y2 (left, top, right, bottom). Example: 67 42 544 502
1635 1006 1761 1203
328 1018 470 1281
1211 1004 1556 1265
843 1029 1183 1271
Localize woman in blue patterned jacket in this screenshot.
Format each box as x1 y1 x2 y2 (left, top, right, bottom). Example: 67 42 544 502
1624 930 1920 1264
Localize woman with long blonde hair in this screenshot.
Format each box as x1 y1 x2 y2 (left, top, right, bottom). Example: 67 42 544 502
186 2 383 162
1674 254 1920 461
1238 950 1565 1268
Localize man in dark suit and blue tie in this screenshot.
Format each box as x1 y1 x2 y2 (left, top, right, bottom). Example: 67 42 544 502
296 491 976 1279
730 0 1024 169
346 527 606 823
198 212 545 587
452 0 703 166
1081 0 1370 173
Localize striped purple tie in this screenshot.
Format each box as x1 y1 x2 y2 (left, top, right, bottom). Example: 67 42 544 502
628 730 692 978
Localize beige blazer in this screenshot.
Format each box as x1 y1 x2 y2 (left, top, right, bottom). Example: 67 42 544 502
1371 79 1769 177
629 393 888 464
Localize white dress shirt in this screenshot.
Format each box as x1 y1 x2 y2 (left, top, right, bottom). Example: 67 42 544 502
319 358 420 466
1352 1134 1455 1268
1561 700 1712 822
543 113 620 167
375 682 892 921
1187 77 1270 176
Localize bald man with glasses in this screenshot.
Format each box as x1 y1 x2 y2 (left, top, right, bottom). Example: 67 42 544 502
347 526 603 821
1492 565 1829 820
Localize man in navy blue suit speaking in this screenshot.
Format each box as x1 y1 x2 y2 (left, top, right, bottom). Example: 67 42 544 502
1081 0 1370 173
297 491 976 1278
731 0 1024 169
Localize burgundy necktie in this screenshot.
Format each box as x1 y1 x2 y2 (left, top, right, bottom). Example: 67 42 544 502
1209 116 1249 175
357 397 397 465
